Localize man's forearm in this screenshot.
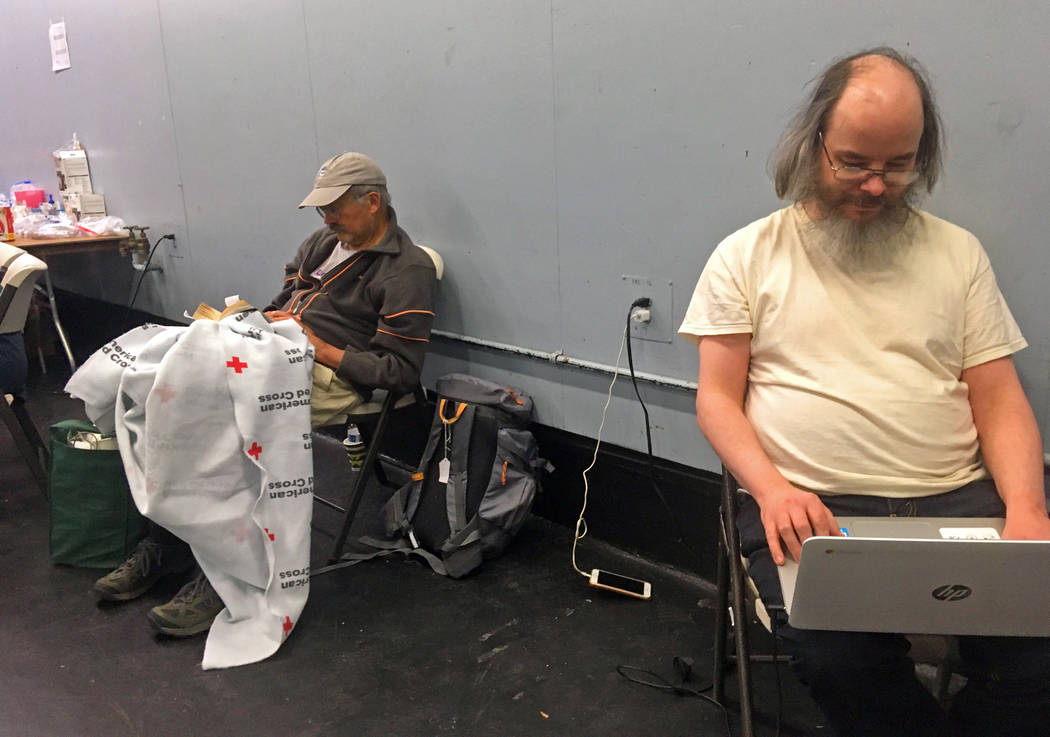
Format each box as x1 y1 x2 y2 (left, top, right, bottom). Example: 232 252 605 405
313 342 344 371
696 391 795 503
965 358 1048 518
974 394 1047 516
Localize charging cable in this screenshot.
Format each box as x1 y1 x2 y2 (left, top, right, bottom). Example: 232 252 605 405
623 300 708 568
570 323 628 578
121 233 174 330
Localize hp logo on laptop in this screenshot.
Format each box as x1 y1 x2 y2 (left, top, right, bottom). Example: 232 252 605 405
932 584 972 601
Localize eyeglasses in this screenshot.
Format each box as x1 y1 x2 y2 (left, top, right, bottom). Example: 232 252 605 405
818 131 920 187
315 200 344 219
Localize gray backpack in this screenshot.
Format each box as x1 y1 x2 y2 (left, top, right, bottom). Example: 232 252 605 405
362 374 545 578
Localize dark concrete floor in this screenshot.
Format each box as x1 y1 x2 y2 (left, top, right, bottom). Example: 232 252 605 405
2 366 828 737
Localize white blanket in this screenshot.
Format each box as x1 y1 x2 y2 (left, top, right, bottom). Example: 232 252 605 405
66 308 315 669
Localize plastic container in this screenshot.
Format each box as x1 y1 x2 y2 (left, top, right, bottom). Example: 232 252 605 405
342 423 367 471
41 195 58 219
11 181 45 209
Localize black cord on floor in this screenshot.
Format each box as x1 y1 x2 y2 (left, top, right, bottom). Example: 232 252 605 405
616 663 731 737
624 304 706 567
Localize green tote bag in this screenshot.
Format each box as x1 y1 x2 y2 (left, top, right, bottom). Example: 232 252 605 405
48 419 148 568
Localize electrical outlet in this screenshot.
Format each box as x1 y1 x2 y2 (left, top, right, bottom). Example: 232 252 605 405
621 275 674 343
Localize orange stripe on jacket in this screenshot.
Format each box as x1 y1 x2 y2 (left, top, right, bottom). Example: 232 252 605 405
297 291 327 315
376 328 429 343
322 253 365 287
384 309 436 320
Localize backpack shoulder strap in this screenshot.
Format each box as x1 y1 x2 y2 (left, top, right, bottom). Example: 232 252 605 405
444 401 476 535
383 404 444 536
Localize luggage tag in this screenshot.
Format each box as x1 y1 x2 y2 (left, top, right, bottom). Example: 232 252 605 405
438 422 451 484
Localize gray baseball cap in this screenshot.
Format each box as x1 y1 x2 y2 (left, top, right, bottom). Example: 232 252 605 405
298 152 387 208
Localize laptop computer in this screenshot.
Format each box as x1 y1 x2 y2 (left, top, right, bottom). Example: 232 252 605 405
777 517 1050 636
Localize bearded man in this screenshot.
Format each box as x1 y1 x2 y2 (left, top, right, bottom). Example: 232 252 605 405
680 48 1050 736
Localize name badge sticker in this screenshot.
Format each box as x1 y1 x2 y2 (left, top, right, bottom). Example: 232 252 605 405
939 527 1001 540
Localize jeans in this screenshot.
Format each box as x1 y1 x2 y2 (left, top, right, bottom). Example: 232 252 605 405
0 331 28 395
737 479 1050 737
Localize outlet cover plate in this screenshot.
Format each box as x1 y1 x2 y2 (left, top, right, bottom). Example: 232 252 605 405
621 275 674 343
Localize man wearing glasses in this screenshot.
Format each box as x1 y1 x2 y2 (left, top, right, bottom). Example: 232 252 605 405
680 49 1049 735
264 152 437 427
92 152 437 637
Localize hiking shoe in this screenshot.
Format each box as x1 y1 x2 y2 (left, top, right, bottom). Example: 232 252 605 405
93 538 165 602
147 570 225 637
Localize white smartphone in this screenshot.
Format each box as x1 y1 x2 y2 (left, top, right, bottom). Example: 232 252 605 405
589 568 651 600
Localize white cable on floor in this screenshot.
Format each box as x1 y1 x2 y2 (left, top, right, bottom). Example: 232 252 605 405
571 324 628 578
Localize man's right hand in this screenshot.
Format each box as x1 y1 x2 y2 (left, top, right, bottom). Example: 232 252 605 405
756 486 842 565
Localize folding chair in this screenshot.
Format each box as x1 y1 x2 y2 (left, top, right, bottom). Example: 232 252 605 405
712 466 960 735
312 245 444 564
313 385 428 563
0 243 50 497
711 466 771 737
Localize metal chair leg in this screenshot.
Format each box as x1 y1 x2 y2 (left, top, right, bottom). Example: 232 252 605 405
723 471 756 737
1 394 49 498
327 391 400 564
713 524 730 705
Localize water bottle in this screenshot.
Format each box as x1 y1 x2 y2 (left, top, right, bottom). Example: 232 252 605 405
41 194 57 220
343 423 366 471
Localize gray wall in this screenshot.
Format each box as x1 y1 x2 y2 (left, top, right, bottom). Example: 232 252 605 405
4 1 1048 470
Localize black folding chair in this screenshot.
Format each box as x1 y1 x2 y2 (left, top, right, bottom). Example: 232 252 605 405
313 386 427 564
1 244 50 497
712 466 771 737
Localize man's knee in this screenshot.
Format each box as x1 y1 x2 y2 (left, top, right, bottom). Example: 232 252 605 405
950 637 1050 737
957 635 1050 697
782 629 914 687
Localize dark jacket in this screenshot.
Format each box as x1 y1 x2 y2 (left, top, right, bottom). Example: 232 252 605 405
266 208 437 394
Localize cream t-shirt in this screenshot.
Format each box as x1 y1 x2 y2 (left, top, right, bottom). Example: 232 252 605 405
679 205 1027 497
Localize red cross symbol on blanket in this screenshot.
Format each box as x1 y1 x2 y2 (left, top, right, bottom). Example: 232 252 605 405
283 616 294 637
152 383 177 404
264 528 275 541
226 356 248 373
247 442 263 460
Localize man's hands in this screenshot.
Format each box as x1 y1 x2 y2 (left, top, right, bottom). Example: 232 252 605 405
264 310 317 346
263 310 344 369
756 486 843 565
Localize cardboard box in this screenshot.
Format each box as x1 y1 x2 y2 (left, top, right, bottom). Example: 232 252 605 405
62 174 93 194
53 149 93 193
61 191 106 219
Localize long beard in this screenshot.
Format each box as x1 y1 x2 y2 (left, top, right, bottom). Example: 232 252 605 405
806 180 920 273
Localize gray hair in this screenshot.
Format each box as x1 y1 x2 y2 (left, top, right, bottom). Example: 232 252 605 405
347 183 391 210
771 47 944 201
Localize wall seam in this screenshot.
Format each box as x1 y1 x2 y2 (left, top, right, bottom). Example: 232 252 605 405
153 0 197 301
299 0 321 164
549 0 567 427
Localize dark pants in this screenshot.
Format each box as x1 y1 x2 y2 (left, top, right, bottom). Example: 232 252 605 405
0 331 28 395
148 520 196 574
737 479 1050 737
